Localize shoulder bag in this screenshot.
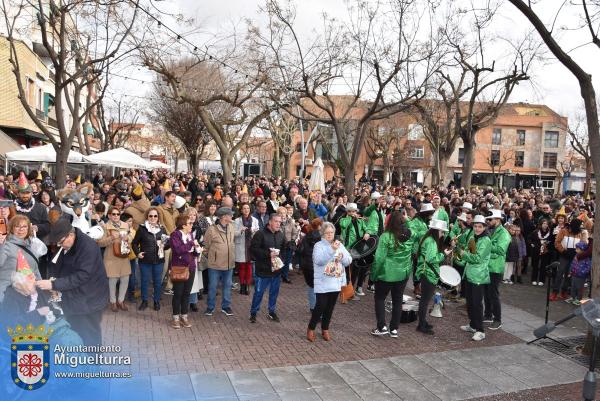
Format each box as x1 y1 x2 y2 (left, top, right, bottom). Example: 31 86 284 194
340 264 355 304
169 265 190 282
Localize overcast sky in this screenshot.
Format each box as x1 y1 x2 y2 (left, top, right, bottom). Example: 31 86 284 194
113 0 600 123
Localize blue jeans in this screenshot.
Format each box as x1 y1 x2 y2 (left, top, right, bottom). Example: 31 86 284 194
127 259 138 296
307 286 316 310
282 248 293 279
140 262 162 302
207 268 233 311
250 274 281 315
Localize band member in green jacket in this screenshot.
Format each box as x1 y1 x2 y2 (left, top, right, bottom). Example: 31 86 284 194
370 212 412 338
457 215 491 342
415 219 453 335
362 193 387 294
431 195 449 226
452 212 475 298
338 203 367 290
483 210 511 330
406 203 435 295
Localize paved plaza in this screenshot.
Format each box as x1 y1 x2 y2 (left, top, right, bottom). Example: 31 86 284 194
98 276 589 400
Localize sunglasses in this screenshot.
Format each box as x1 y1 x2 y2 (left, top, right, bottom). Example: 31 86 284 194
148 214 158 218
111 213 121 216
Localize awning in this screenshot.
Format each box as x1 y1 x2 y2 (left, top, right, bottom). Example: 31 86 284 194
86 147 148 169
1 127 46 140
0 129 23 156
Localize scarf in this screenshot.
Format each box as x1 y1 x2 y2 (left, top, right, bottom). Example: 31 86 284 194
537 229 550 241
15 197 35 213
144 221 161 234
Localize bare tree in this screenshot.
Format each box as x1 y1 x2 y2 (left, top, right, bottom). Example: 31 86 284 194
149 89 212 175
265 110 296 178
97 96 141 151
0 0 143 186
251 0 443 199
568 113 593 198
505 0 600 300
364 123 405 185
482 148 514 190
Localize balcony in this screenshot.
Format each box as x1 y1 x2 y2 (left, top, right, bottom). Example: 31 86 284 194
48 117 58 129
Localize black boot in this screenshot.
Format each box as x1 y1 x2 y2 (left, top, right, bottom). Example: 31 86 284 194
416 323 434 335
240 285 244 295
138 300 148 311
153 301 160 311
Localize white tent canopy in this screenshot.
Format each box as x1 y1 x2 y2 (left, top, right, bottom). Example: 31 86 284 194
86 148 149 169
6 144 88 163
147 159 172 170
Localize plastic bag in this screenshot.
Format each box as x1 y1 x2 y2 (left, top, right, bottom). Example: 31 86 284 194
30 236 48 257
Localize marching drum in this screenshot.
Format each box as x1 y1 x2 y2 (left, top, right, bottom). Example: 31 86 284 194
400 301 419 323
349 236 378 268
439 265 461 287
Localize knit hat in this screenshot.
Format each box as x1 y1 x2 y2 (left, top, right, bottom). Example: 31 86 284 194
17 172 31 193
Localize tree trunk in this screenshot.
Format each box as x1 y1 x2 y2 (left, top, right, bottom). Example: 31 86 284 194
173 151 180 174
344 164 357 202
283 153 291 179
585 159 592 199
272 145 281 177
221 155 234 185
55 145 69 188
461 139 475 189
189 150 199 176
383 156 390 186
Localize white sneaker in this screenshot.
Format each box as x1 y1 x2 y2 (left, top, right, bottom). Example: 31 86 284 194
472 331 486 341
356 287 366 296
508 281 513 285
532 281 538 286
460 325 476 333
538 282 544 286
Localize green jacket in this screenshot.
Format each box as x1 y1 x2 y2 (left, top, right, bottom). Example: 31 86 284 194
488 225 511 274
362 203 376 217
367 209 386 236
372 232 413 282
415 235 445 285
434 208 449 225
461 235 491 285
453 226 474 268
339 216 367 248
448 221 462 241
406 217 428 255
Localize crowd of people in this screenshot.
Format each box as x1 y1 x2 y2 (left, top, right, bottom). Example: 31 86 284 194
0 168 595 346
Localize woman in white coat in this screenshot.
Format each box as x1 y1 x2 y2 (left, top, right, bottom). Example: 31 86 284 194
307 222 352 342
234 203 259 295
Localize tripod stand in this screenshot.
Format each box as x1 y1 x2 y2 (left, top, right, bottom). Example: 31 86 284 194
527 261 569 347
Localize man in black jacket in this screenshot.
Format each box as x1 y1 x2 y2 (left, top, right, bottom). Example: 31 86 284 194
249 213 285 323
36 218 109 346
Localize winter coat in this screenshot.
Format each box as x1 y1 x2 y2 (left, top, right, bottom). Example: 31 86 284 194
97 221 134 278
461 233 491 285
433 208 450 226
15 200 50 241
339 216 367 248
157 204 179 234
203 223 235 270
415 235 445 286
506 236 520 263
170 229 198 272
312 239 352 293
252 211 269 231
280 217 300 250
555 228 588 255
131 222 170 265
49 228 109 315
571 255 591 279
372 230 414 283
488 225 511 274
250 226 285 278
528 229 552 258
301 230 321 287
406 216 428 255
453 226 474 268
124 198 151 229
234 216 259 263
309 202 328 219
0 235 44 303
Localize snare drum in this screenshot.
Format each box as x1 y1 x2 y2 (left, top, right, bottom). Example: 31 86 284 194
439 265 461 287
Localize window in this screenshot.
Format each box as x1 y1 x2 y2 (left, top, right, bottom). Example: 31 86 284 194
541 180 555 189
490 150 500 166
458 148 465 164
544 131 559 148
514 151 524 167
492 128 502 145
517 130 526 146
543 152 557 169
407 124 423 140
410 145 424 159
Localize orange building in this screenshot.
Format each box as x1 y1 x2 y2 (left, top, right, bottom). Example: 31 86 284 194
259 99 567 191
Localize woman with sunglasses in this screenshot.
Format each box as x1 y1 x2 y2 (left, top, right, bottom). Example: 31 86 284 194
132 207 170 311
97 207 135 312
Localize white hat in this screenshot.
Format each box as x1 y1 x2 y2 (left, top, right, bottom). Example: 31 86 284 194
462 202 473 211
473 215 486 225
419 203 435 213
457 212 468 223
428 219 448 232
174 195 186 209
486 209 503 220
371 191 382 200
346 203 358 212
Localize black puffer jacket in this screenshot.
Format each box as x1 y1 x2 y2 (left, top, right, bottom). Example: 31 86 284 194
250 227 285 278
301 230 321 288
131 224 170 265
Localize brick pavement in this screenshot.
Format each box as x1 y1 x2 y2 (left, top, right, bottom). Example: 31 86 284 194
101 275 518 376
